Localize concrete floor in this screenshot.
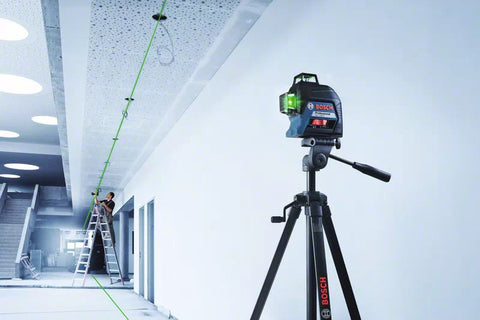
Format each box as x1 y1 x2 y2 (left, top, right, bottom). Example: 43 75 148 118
0 288 172 319
0 271 133 289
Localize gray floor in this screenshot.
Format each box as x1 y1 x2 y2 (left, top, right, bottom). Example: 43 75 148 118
0 288 171 319
0 271 133 289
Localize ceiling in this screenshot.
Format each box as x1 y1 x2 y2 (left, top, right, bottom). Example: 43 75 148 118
63 0 272 215
0 0 67 189
0 151 65 186
1 0 272 213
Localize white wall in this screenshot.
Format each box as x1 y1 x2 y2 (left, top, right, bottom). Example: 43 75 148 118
123 0 480 319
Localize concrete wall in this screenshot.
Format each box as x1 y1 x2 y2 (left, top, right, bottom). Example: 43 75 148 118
121 1 480 319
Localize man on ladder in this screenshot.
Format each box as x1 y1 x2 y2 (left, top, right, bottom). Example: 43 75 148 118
72 192 123 286
95 192 116 246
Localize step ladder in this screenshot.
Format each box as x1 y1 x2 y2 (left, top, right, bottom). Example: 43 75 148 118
72 204 124 286
21 255 40 279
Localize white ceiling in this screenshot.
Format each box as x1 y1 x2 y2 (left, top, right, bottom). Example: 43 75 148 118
0 0 58 145
0 0 66 188
62 0 272 215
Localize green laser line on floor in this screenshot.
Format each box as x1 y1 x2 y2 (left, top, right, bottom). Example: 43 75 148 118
91 275 129 320
82 0 168 230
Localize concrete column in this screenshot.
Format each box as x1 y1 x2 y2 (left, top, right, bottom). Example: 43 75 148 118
119 210 129 281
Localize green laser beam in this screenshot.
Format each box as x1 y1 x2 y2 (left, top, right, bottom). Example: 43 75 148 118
82 0 169 230
91 275 129 319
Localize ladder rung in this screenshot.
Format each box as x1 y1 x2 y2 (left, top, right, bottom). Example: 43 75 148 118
79 262 88 264
107 261 117 264
105 254 115 256
81 253 90 256
109 269 119 272
76 270 86 273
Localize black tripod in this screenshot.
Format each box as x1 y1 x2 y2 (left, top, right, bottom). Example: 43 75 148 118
251 138 391 320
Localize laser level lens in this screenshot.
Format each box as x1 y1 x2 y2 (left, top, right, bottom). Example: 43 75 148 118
280 93 299 114
287 94 296 108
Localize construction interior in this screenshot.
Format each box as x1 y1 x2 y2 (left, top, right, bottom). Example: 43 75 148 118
1 0 480 319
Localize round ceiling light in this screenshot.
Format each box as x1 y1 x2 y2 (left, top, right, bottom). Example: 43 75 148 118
4 163 39 171
0 74 42 94
0 18 28 41
0 130 20 138
0 174 20 179
32 116 57 126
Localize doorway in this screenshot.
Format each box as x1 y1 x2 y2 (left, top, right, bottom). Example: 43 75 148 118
139 205 145 297
147 200 155 303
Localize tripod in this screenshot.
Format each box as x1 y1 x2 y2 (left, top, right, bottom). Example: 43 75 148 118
250 138 391 320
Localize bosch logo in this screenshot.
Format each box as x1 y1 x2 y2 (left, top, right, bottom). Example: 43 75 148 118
321 309 331 319
307 102 314 110
316 104 333 111
319 277 329 306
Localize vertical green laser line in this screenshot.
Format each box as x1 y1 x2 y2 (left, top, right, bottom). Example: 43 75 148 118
91 275 129 319
82 0 168 230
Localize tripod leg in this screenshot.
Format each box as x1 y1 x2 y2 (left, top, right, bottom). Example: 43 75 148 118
322 205 361 320
306 214 317 320
251 205 302 320
309 211 332 320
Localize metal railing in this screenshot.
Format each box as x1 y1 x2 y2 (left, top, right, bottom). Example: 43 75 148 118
15 184 40 278
0 183 7 215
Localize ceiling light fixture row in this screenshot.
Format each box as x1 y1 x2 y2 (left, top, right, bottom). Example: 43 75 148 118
0 115 58 140
0 163 39 179
0 18 45 182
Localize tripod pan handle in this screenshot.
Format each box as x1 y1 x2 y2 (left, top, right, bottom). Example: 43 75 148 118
353 162 391 182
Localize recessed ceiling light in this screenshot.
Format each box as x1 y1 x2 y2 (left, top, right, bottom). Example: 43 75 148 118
0 130 20 138
0 18 28 41
4 163 39 171
32 116 57 126
0 74 42 94
0 174 20 179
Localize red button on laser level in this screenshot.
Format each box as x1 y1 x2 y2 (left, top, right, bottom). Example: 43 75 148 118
312 119 327 126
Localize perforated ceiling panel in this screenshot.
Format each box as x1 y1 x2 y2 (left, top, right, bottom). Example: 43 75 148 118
77 0 270 211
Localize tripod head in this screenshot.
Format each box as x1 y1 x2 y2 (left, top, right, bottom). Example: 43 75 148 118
301 137 391 182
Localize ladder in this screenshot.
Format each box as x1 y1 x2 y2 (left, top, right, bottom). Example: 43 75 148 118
21 255 40 279
72 204 124 286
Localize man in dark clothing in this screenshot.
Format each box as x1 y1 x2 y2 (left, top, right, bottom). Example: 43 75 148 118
95 192 116 246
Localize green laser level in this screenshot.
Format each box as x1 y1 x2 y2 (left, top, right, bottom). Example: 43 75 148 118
280 73 343 139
